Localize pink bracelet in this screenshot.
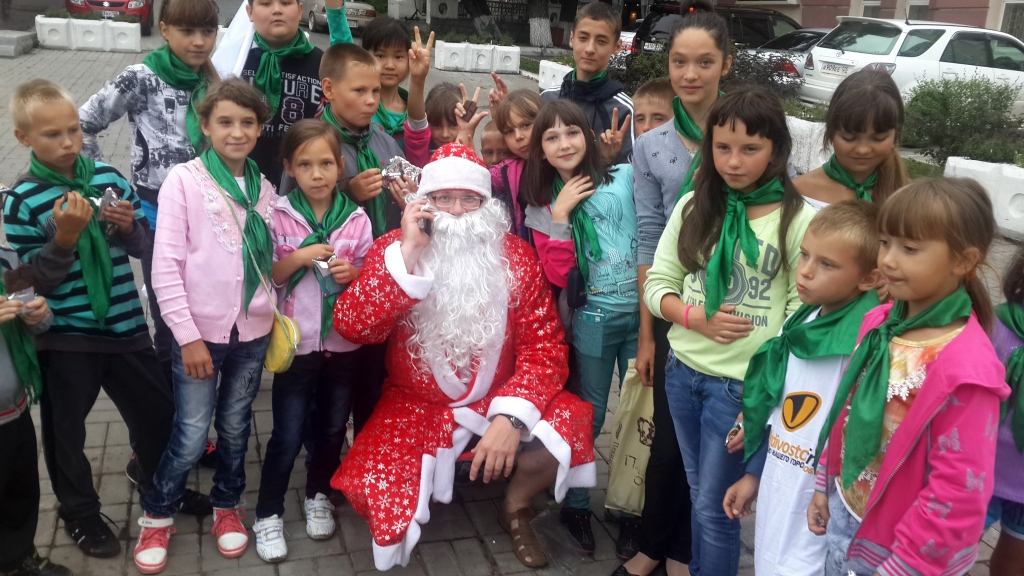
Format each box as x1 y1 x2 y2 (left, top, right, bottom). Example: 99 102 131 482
682 304 692 330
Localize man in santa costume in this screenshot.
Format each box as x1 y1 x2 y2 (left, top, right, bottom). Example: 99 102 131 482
331 144 596 570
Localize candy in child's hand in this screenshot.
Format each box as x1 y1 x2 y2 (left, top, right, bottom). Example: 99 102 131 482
460 100 477 120
381 157 422 190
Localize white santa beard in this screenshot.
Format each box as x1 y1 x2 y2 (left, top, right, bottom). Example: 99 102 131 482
403 201 515 381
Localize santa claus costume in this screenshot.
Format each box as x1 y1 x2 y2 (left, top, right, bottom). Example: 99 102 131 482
331 145 596 570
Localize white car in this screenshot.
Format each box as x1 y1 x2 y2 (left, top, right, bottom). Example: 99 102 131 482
800 17 1024 115
301 0 377 33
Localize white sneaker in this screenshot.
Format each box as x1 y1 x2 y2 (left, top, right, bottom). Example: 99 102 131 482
253 515 288 562
134 515 174 574
304 493 336 539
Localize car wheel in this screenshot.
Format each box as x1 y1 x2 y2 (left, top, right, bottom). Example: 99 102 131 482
141 5 152 36
309 11 322 33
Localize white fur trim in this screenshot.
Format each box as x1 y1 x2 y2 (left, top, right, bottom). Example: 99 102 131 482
487 396 543 431
384 241 434 300
427 309 507 406
530 420 597 502
418 158 492 198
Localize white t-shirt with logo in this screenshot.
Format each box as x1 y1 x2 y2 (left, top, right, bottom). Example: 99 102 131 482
754 309 850 576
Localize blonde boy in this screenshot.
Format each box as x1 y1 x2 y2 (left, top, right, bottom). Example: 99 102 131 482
480 121 511 169
632 78 674 138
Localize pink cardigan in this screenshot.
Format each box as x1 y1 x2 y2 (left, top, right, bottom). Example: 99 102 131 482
404 119 431 168
816 304 1009 576
272 195 373 355
153 159 278 346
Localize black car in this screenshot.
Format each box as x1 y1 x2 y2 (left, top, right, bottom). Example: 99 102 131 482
633 1 801 53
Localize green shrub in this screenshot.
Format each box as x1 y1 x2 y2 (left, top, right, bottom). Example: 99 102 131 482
904 158 944 180
366 0 388 16
610 52 667 95
782 98 828 123
44 8 70 18
552 53 575 67
113 14 140 23
722 50 804 101
439 31 514 46
903 76 1020 164
957 130 1024 165
72 10 103 20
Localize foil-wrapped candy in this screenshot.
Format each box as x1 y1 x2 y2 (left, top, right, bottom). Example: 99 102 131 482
381 156 422 189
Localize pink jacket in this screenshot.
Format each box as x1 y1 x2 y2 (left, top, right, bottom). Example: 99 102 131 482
490 158 526 234
816 304 1009 576
272 195 373 355
403 119 431 169
153 159 277 345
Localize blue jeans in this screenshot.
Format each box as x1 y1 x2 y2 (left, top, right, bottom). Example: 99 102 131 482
144 330 270 518
824 487 876 576
255 350 358 519
565 304 639 511
664 355 746 576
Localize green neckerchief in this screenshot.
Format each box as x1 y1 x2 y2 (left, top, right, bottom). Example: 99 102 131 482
375 87 409 137
816 287 974 488
143 44 208 153
0 279 42 404
553 176 603 279
285 189 359 342
673 94 722 201
252 31 316 119
28 153 112 324
572 69 609 83
199 148 271 313
703 178 786 320
323 104 386 237
743 290 881 461
994 302 1024 452
822 154 877 202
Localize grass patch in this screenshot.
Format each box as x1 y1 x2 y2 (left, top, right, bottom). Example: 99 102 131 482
904 158 943 180
782 99 828 123
521 57 540 74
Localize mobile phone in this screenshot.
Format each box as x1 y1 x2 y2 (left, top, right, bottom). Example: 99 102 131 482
418 203 436 236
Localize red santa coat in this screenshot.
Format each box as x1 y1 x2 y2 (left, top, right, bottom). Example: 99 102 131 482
330 230 596 570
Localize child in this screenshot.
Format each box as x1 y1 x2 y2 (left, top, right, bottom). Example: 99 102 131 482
793 70 908 209
78 0 218 381
632 78 673 139
5 80 179 561
989 247 1024 576
252 120 372 562
133 80 277 573
643 87 816 576
807 178 1008 576
490 89 543 238
360 16 432 167
541 1 633 165
722 201 882 576
425 82 463 152
520 99 637 553
622 3 733 571
0 247 70 576
480 121 511 169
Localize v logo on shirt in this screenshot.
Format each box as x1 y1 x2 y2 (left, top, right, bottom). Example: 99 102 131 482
782 392 822 432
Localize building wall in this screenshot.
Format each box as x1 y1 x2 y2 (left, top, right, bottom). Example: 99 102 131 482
725 0 1010 31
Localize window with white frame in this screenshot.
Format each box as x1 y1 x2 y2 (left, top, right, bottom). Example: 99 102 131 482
1003 1 1024 42
908 0 929 20
863 1 882 18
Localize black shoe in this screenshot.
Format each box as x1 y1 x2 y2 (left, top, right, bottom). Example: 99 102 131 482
559 507 596 554
197 439 217 469
178 489 212 516
2 550 73 576
125 453 140 485
63 513 120 558
616 517 641 560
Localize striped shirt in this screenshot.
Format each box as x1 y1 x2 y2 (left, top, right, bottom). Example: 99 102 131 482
4 161 150 344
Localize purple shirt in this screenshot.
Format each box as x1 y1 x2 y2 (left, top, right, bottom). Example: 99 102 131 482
991 319 1024 503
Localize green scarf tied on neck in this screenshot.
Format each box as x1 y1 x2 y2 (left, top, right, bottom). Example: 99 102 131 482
252 32 316 119
673 94 722 201
28 153 113 325
323 104 387 237
285 189 359 343
703 178 785 320
816 287 974 488
822 154 877 202
0 279 42 404
199 148 272 313
994 302 1024 452
743 290 881 461
143 44 208 153
375 87 409 137
553 176 603 279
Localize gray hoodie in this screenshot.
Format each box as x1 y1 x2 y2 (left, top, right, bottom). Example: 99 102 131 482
0 296 53 425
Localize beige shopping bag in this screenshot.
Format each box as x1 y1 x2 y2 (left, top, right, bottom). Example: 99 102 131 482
605 359 656 516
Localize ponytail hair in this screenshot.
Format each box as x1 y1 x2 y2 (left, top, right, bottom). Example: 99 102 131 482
878 178 996 332
677 87 803 278
159 0 221 83
824 70 907 203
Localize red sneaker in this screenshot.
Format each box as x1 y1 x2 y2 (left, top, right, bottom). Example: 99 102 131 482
134 515 174 574
211 508 248 558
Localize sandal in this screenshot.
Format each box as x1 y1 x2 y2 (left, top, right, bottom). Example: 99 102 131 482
498 507 548 568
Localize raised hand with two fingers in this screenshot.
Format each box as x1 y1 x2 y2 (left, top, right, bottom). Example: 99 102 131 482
488 71 509 110
455 84 490 148
409 26 435 81
599 108 632 166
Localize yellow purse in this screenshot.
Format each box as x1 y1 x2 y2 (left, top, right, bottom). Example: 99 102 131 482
215 180 299 373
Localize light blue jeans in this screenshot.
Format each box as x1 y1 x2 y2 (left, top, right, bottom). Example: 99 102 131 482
565 303 639 511
664 355 747 576
824 487 877 576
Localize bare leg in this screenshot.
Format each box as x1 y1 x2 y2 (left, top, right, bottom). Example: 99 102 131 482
502 447 559 565
665 558 691 576
991 531 1024 576
622 552 660 576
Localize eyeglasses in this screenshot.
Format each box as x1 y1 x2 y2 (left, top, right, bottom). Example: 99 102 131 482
429 194 485 210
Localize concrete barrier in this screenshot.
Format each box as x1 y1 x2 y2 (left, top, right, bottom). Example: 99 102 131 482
538 60 572 91
107 21 142 53
434 41 520 73
469 44 494 72
944 157 1024 240
0 30 38 58
35 16 70 50
493 45 520 73
36 16 141 53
